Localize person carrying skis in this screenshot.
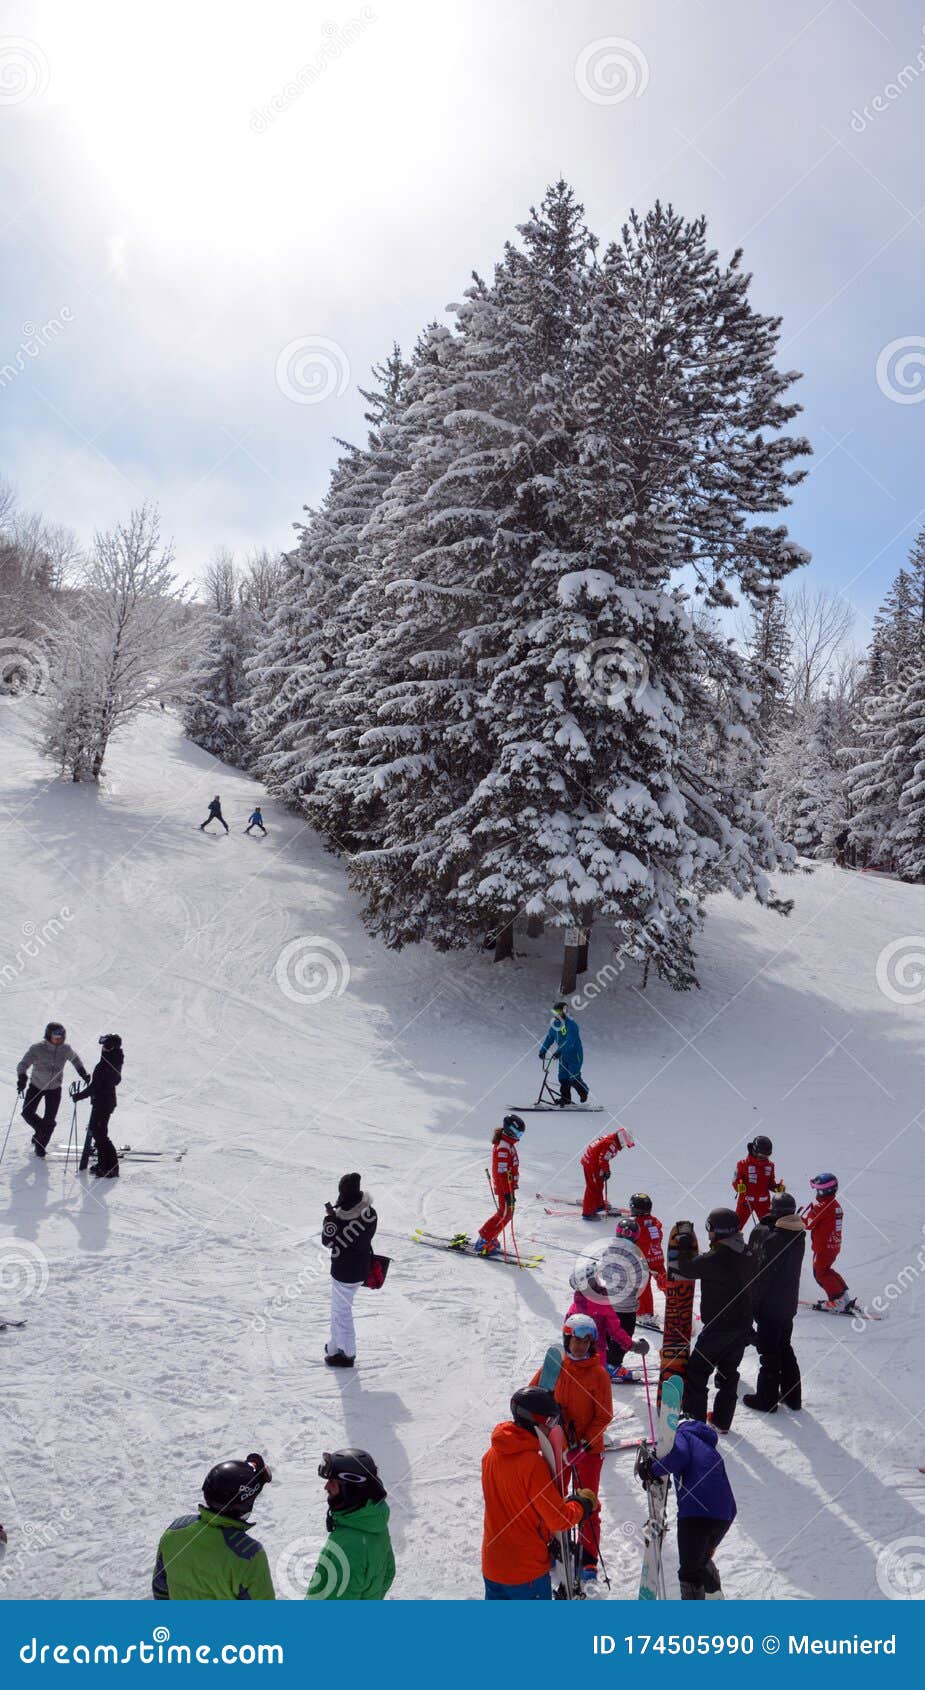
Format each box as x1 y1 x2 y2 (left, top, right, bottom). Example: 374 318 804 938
744 1191 805 1412
69 1032 123 1178
152 1454 274 1599
674 1209 752 1433
639 1420 737 1599
16 1022 90 1156
306 1450 395 1600
528 1313 613 1582
474 1115 523 1258
200 794 229 833
321 1173 378 1366
580 1128 627 1217
539 1001 588 1106
732 1135 784 1226
802 1173 854 1312
629 1193 667 1328
245 807 267 836
481 1388 598 1599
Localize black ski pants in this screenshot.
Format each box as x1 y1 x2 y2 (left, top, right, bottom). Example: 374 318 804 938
22 1083 61 1148
559 1072 589 1105
606 1310 637 1371
754 1312 801 1410
677 1518 731 1596
681 1330 748 1431
81 1104 119 1174
201 813 228 833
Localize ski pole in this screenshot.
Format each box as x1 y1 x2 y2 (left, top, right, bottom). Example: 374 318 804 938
63 1100 78 1176
508 1199 523 1267
0 1094 18 1169
641 1352 657 1445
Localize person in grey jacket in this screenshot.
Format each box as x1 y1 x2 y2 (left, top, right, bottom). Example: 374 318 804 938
17 1022 89 1157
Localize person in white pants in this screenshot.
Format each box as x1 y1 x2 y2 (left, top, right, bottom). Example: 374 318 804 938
322 1172 378 1369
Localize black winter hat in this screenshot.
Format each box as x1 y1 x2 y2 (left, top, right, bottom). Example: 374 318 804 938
771 1191 797 1216
338 1172 362 1209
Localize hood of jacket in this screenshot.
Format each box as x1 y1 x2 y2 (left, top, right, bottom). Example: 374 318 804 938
716 1234 747 1255
330 1499 391 1536
774 1214 806 1234
333 1192 372 1221
489 1420 541 1459
676 1419 719 1454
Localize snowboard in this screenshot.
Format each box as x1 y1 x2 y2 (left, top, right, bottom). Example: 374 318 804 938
411 1229 543 1269
659 1221 699 1406
538 1343 564 1389
511 1104 604 1113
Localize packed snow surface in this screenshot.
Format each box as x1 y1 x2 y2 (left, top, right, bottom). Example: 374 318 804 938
1 701 923 1600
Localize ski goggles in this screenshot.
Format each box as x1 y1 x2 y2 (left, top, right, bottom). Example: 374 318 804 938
318 1454 370 1488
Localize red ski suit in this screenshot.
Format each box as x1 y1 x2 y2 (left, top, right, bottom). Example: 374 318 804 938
634 1213 667 1318
478 1136 519 1249
803 1195 846 1299
733 1154 782 1225
580 1131 624 1217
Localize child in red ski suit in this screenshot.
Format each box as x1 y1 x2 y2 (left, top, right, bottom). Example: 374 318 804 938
803 1186 847 1304
580 1128 630 1217
634 1209 667 1322
732 1144 784 1226
475 1117 523 1257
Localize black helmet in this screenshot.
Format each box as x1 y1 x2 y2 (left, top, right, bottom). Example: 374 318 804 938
203 1454 271 1518
502 1113 525 1139
510 1387 562 1433
771 1191 797 1216
44 1022 66 1041
318 1448 385 1510
748 1135 773 1157
630 1193 652 1215
706 1207 741 1239
98 1033 122 1051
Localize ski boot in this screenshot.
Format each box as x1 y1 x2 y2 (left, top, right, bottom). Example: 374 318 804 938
472 1236 501 1258
324 1350 355 1369
31 1137 46 1159
608 1364 640 1386
636 1314 660 1330
580 1564 598 1584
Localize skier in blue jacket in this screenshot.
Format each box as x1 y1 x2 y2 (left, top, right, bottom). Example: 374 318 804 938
539 1001 588 1105
644 1419 736 1599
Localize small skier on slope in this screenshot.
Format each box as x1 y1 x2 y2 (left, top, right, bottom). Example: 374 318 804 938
70 1032 124 1178
17 1022 90 1156
640 1421 737 1599
200 794 229 834
539 1001 588 1106
732 1134 785 1226
627 1193 667 1329
802 1172 855 1313
579 1127 629 1217
528 1314 613 1584
480 1389 598 1600
474 1115 524 1258
244 807 267 836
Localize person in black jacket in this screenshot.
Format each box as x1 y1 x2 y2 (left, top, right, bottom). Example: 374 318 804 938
744 1192 806 1412
675 1208 752 1433
70 1033 124 1178
321 1173 377 1369
200 795 229 834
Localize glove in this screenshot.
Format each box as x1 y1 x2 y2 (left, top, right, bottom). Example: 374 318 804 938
575 1487 599 1521
735 1180 747 1195
774 1181 786 1193
505 1194 516 1212
68 1080 83 1101
16 1074 26 1095
636 1451 655 1484
538 1050 545 1060
631 1337 650 1357
674 1231 696 1254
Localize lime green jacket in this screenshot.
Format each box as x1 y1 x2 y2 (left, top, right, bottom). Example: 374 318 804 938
305 1500 395 1600
153 1507 275 1600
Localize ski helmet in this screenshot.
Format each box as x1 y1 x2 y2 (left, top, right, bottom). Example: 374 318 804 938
552 1000 568 1020
98 1033 122 1051
562 1312 598 1353
44 1022 65 1042
748 1135 773 1157
770 1191 797 1216
510 1387 562 1433
613 1216 640 1240
502 1113 525 1140
629 1193 652 1216
705 1207 741 1239
810 1172 838 1196
317 1448 385 1510
203 1456 270 1518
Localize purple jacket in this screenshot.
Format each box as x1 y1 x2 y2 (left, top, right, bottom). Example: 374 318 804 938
650 1421 737 1521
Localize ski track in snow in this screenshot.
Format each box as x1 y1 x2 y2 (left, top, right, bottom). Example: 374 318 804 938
0 700 924 1600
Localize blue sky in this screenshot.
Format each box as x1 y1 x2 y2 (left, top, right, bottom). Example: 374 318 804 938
2 0 924 643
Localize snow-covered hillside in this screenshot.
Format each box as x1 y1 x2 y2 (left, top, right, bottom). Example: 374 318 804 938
1 700 923 1601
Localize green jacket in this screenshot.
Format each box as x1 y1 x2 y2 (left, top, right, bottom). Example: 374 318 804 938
305 1500 395 1600
153 1507 275 1600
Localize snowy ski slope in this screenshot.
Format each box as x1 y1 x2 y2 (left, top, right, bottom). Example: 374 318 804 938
1 699 923 1600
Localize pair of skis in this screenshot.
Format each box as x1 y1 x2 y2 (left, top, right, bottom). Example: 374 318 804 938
410 1228 543 1270
44 1145 187 1164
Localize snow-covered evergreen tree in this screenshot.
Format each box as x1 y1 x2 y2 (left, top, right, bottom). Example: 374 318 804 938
182 553 253 765
746 594 792 742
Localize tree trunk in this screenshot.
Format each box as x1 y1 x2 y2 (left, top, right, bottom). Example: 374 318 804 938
493 922 515 963
560 926 581 995
576 925 591 975
526 914 544 939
